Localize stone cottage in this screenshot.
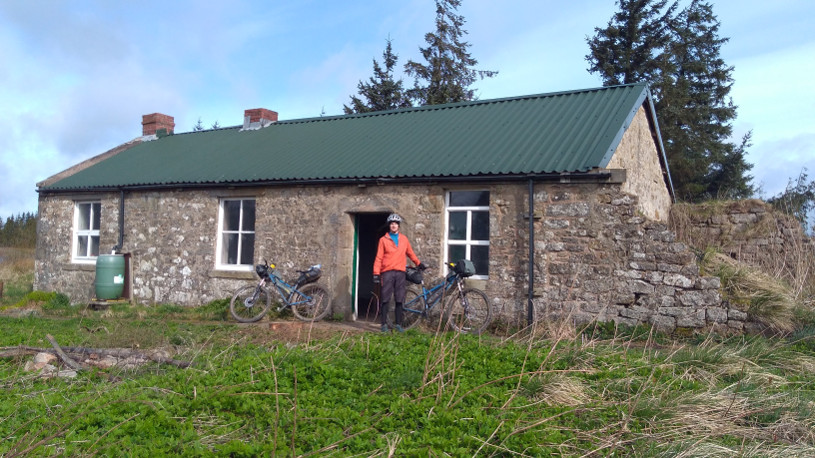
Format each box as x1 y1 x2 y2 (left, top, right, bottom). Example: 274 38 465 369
35 83 728 331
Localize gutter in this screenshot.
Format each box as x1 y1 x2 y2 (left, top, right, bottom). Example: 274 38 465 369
37 170 621 194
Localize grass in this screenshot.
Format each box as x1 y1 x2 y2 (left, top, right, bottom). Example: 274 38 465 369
3 296 815 455
3 214 815 455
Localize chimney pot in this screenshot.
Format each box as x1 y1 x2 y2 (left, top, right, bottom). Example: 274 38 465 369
142 113 175 137
243 108 278 130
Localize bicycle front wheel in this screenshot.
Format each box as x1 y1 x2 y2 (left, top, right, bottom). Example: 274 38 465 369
387 288 422 330
291 284 331 322
230 285 272 323
445 288 491 334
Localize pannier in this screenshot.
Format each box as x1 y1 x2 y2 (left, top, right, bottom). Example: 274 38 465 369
405 266 423 284
296 264 322 286
453 259 476 277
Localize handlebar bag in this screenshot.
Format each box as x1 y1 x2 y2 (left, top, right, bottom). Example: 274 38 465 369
454 259 476 277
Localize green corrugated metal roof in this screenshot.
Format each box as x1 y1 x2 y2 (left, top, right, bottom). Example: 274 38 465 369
40 83 658 191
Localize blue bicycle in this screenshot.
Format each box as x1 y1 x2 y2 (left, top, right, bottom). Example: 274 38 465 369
386 260 492 334
230 259 330 323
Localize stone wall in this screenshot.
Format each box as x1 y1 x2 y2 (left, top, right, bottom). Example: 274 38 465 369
514 184 735 333
670 199 815 292
37 181 739 332
606 106 672 222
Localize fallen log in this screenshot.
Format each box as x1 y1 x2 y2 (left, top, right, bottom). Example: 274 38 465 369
46 334 85 371
0 344 193 369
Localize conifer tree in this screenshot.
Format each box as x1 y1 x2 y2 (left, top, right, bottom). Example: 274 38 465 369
587 0 753 201
404 0 497 106
344 38 412 114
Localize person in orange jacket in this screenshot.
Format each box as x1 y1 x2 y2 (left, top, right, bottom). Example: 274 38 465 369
373 213 425 332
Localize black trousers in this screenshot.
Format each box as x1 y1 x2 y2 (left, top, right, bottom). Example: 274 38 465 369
380 270 406 325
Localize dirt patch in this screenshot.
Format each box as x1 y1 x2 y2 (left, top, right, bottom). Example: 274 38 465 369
234 320 377 344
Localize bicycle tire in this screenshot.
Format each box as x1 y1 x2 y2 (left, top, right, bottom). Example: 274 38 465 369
386 288 422 330
290 284 331 322
445 287 492 334
230 285 272 323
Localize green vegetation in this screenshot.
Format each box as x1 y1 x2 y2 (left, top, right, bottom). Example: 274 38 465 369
2 290 815 455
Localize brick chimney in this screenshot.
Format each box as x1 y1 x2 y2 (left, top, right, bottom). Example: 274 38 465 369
243 108 278 130
142 113 175 137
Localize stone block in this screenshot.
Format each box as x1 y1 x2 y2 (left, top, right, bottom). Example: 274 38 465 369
663 274 694 288
706 307 728 323
676 309 706 327
728 308 748 321
649 314 676 332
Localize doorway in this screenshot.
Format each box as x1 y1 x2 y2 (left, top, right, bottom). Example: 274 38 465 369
354 212 390 322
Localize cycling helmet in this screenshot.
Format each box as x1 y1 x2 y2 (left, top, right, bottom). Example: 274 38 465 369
387 213 402 224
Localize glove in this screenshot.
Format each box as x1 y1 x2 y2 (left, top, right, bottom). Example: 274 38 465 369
418 263 427 271
373 275 380 284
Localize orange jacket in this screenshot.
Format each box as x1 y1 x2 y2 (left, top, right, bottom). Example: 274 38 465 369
373 232 421 275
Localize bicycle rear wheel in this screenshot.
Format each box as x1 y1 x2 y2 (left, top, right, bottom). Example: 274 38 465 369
290 284 331 322
230 285 272 323
445 288 491 334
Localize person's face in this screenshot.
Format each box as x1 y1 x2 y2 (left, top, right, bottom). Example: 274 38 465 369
389 221 400 233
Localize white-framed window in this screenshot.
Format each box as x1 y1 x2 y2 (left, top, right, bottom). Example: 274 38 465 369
73 201 101 263
216 198 256 269
445 190 490 278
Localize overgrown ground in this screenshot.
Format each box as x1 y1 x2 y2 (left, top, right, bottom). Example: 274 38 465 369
3 248 815 456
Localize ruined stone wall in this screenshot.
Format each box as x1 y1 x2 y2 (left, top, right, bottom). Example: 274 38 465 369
37 182 741 332
670 199 815 289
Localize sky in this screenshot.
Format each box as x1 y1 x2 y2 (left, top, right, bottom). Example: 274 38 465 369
1 0 813 220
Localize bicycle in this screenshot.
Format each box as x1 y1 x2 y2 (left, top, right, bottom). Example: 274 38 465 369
229 259 331 323
385 259 492 334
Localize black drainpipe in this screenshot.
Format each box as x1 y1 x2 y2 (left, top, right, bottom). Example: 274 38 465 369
527 178 534 326
114 189 124 253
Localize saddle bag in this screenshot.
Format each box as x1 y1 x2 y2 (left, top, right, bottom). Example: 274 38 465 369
453 259 476 277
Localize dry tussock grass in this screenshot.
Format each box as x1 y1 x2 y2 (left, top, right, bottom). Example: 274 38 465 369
701 252 799 333
0 247 35 283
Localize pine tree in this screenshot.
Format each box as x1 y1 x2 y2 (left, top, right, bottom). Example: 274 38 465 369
344 38 412 114
586 0 753 201
404 0 497 106
586 0 677 87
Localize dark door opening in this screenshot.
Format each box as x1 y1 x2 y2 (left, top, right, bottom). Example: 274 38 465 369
356 212 390 322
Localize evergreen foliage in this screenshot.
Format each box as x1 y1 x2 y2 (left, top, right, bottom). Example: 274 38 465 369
768 168 815 234
404 0 497 106
587 0 753 202
0 212 37 248
344 38 412 114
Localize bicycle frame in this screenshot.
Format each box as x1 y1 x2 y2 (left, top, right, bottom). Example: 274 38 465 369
259 270 316 311
403 270 463 317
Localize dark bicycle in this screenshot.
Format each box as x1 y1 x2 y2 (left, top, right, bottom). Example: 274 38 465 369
229 260 331 323
386 259 492 334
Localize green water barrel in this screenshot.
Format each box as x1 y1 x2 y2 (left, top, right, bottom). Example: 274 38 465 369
95 254 125 300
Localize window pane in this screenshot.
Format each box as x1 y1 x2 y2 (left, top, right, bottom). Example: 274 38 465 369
91 203 101 230
90 236 100 257
448 245 466 263
448 212 467 240
471 211 490 241
78 204 90 230
471 245 490 276
223 233 238 265
77 236 88 257
449 190 489 207
223 201 241 231
240 234 255 265
242 200 256 231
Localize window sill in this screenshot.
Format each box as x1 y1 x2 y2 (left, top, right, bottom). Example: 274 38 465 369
66 262 96 272
209 270 255 280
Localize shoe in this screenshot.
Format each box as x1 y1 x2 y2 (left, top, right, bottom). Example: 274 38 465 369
381 324 389 333
395 325 404 333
